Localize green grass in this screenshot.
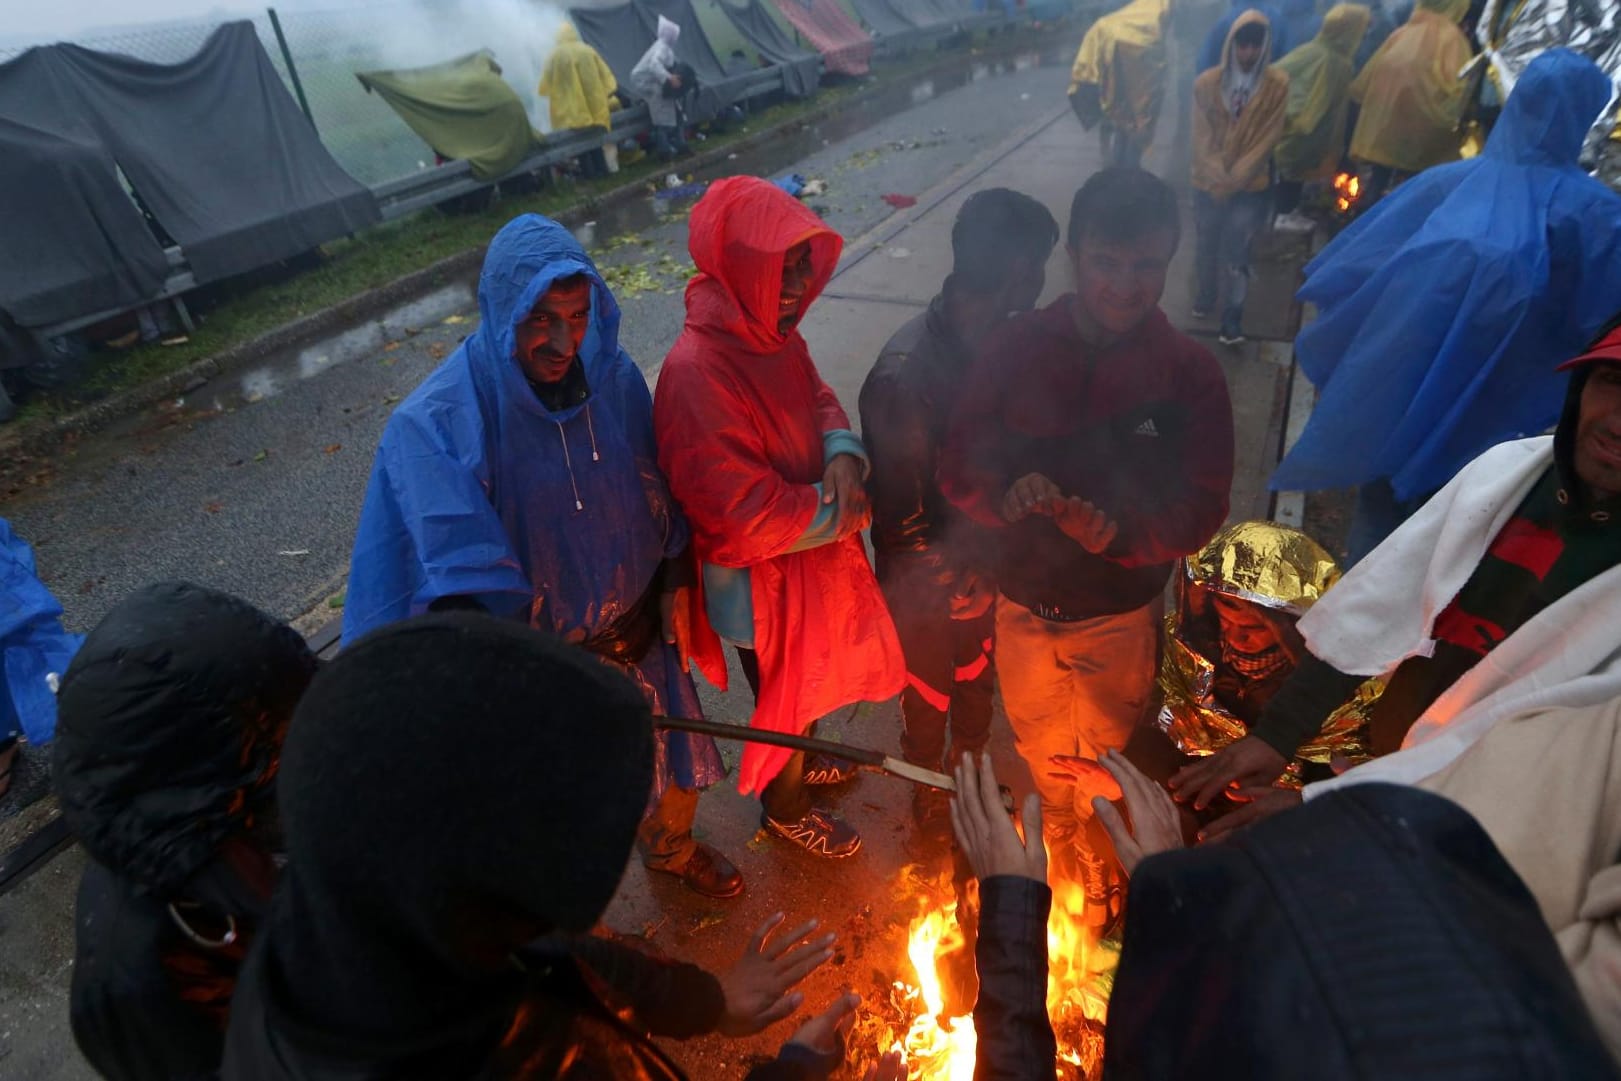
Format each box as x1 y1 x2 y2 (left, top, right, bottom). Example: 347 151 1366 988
15 36 1025 427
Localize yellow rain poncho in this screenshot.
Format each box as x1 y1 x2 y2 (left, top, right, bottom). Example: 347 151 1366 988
1069 0 1170 146
1192 10 1291 197
538 23 618 133
1273 4 1371 181
1348 0 1474 173
1156 521 1377 785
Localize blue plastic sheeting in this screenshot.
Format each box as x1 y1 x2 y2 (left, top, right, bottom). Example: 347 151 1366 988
0 519 81 744
344 215 720 786
1273 50 1621 501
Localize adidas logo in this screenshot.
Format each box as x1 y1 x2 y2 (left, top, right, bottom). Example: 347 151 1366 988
1133 418 1160 437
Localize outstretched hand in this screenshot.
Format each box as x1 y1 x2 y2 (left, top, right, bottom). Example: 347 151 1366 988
1001 472 1063 523
1168 736 1288 810
717 913 837 1037
1089 749 1184 876
1197 785 1303 843
950 753 1046 885
1049 497 1118 554
786 991 861 1057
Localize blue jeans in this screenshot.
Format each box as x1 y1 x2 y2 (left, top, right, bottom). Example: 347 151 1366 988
1194 189 1271 324
1345 479 1434 567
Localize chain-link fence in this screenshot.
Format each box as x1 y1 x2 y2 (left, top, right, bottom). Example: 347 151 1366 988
0 1 581 187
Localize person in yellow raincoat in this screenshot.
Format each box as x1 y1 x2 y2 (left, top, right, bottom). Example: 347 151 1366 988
538 23 618 178
1271 4 1371 228
1192 10 1289 346
1347 0 1473 203
1068 0 1170 168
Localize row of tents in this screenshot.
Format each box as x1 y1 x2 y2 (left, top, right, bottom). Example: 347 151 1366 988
0 0 1047 371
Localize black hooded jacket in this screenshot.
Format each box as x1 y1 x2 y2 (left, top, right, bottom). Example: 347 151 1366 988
223 614 834 1081
53 582 317 1081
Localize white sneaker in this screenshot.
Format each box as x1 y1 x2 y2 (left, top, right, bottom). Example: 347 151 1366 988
1273 211 1316 233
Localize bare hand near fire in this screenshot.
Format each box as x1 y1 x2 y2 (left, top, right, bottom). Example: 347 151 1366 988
786 990 862 1057
660 586 695 673
823 454 870 538
864 1051 907 1081
950 753 1046 885
1051 497 1118 554
1001 472 1063 522
718 913 838 1037
1090 749 1183 876
1168 736 1288 810
1197 785 1302 843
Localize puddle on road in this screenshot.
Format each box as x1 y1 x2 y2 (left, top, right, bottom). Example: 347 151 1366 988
221 284 475 411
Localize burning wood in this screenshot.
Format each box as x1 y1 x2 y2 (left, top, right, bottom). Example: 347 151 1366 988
850 866 1118 1080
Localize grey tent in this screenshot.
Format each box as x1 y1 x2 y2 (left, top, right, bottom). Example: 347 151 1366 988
0 21 378 322
571 0 743 123
0 70 170 328
719 0 822 96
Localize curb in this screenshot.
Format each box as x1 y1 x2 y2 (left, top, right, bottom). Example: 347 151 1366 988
0 29 1055 464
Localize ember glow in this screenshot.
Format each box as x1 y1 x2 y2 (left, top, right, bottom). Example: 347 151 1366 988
876 874 1115 1079
1334 171 1362 214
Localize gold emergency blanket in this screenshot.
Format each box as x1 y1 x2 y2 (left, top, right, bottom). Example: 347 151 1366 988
1156 521 1378 784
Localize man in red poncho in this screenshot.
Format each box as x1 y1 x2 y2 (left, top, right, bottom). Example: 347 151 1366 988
940 168 1234 927
654 177 906 859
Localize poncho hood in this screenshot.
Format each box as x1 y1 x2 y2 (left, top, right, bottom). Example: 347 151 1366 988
685 176 842 354
556 21 581 45
475 212 621 423
52 582 315 896
1484 48 1613 167
1318 3 1372 55
239 614 653 1055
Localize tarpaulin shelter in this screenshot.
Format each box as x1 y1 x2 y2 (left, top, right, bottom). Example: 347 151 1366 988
0 113 170 329
850 0 921 37
571 0 742 122
719 0 824 95
357 52 545 181
0 21 377 328
772 0 875 74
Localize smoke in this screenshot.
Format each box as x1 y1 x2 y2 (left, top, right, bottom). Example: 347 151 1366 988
355 0 572 129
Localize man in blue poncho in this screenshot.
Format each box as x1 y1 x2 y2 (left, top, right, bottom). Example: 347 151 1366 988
343 214 742 900
1271 49 1621 563
1 517 81 799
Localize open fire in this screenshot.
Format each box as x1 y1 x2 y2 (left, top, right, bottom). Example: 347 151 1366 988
861 870 1116 1080
1333 171 1362 214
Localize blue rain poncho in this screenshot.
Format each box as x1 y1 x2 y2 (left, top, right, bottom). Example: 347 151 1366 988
1 518 82 744
344 214 720 790
1272 49 1621 502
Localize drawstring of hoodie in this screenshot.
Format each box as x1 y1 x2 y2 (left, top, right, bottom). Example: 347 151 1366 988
556 405 601 511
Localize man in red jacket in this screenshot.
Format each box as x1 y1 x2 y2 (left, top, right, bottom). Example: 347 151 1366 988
940 167 1234 924
654 177 906 859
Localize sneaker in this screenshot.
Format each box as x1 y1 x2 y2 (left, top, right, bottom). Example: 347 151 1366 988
761 807 862 858
1190 304 1214 320
1273 210 1316 233
1218 310 1246 346
802 753 857 786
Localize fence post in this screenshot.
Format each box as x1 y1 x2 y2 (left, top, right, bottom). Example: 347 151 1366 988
267 7 317 133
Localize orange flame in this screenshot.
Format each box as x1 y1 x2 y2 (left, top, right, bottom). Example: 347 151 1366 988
888 878 1112 1079
1334 172 1362 214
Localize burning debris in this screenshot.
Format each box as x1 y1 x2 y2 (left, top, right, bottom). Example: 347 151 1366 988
848 865 1118 1080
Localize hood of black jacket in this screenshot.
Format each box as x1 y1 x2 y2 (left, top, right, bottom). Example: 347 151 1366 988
52 582 316 896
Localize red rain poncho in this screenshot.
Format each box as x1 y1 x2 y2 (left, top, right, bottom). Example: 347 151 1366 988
654 177 904 794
